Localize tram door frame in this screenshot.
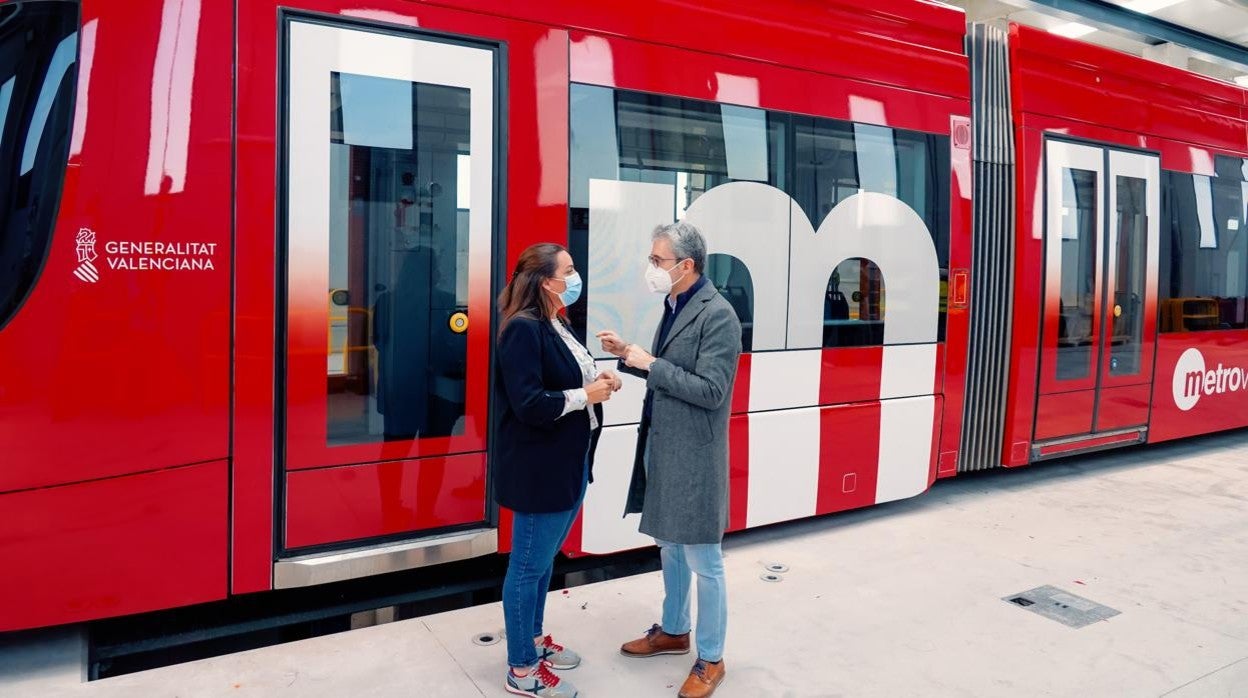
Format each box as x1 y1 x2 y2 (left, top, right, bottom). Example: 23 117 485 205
271 12 505 562
1035 138 1160 445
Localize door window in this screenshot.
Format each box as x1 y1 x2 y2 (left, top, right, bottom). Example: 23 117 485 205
1109 175 1147 375
326 74 471 445
1056 168 1098 380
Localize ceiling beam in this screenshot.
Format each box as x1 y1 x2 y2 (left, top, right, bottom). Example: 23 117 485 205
1012 0 1248 70
959 0 1022 21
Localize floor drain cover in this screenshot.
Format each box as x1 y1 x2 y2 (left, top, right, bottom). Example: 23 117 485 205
765 563 789 574
472 631 502 646
760 572 783 583
1002 585 1120 628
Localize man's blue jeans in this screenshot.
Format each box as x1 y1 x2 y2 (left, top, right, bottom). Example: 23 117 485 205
643 437 727 662
502 466 587 668
657 538 727 663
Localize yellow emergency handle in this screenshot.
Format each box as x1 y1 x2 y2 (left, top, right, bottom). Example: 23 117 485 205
449 312 469 334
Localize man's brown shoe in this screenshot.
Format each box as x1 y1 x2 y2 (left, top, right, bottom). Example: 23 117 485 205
619 623 690 657
678 658 725 698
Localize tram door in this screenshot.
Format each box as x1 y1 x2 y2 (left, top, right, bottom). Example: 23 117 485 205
1035 140 1160 447
278 19 497 554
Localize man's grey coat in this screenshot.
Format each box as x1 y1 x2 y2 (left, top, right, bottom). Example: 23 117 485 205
620 281 742 545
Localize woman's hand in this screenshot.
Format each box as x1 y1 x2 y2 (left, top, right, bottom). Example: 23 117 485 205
598 369 623 392
584 375 614 405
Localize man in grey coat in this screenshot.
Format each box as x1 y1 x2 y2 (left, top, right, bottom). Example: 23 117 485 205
598 221 741 698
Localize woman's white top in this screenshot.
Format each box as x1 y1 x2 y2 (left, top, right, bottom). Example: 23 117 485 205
551 319 600 430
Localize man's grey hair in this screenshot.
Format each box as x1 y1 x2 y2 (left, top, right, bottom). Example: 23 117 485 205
652 221 707 274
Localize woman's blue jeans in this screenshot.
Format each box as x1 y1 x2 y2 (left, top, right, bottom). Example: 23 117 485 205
502 465 587 668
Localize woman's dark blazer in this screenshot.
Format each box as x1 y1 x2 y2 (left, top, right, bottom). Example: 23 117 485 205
493 311 602 513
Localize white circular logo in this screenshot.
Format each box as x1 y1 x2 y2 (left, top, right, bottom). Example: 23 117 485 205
1172 348 1206 412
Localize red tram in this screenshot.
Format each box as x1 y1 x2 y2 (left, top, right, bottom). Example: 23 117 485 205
2 0 1246 631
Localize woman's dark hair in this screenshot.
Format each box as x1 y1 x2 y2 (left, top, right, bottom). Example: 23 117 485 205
498 243 566 329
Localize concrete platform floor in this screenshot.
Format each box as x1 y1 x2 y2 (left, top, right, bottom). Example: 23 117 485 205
4 429 1247 697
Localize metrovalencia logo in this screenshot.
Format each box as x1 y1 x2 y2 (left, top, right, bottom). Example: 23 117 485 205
1171 347 1248 411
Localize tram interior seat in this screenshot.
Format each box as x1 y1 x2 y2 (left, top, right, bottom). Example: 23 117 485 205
1057 305 1093 346
1217 296 1248 329
1161 297 1221 332
826 290 850 320
717 284 753 351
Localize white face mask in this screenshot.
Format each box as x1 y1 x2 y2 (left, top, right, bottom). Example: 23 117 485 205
645 262 686 294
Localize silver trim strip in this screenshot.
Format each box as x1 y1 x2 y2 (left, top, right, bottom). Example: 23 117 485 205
273 528 498 589
1030 434 1145 461
1032 426 1146 449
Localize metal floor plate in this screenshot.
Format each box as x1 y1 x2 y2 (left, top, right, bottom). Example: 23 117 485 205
1003 585 1121 628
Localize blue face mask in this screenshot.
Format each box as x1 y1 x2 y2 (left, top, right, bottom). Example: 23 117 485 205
556 272 582 307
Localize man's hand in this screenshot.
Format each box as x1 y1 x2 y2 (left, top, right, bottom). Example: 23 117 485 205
598 369 623 392
597 330 629 358
623 344 656 372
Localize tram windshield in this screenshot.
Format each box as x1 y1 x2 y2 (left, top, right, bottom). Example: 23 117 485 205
0 1 79 327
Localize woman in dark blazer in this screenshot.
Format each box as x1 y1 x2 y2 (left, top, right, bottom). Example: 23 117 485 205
495 243 619 698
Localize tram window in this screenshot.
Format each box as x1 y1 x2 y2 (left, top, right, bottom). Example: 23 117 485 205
324 74 469 444
793 117 950 346
1159 159 1248 333
570 84 785 213
611 90 785 214
569 83 785 335
569 84 950 351
0 2 78 330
